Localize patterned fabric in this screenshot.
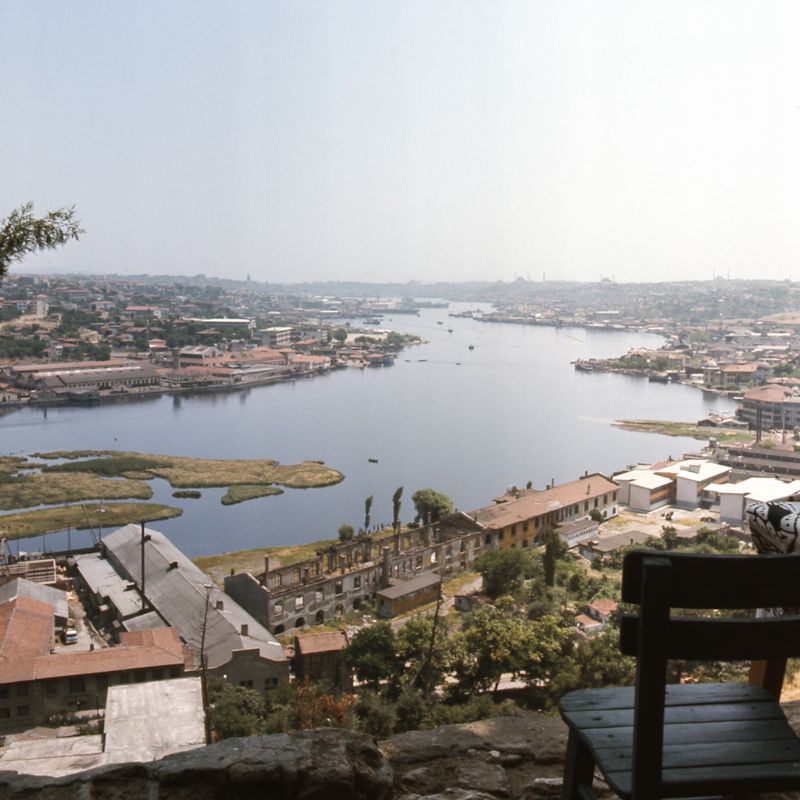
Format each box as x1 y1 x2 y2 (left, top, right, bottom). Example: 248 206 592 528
746 501 800 555
745 501 800 616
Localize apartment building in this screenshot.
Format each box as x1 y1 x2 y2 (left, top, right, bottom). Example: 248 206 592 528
470 474 619 550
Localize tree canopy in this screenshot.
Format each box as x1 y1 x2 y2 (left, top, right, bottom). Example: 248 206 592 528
344 621 397 688
473 548 532 599
0 203 83 278
411 488 453 524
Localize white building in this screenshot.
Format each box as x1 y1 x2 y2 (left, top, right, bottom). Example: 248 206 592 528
614 467 674 512
259 327 293 348
706 477 800 524
657 460 732 509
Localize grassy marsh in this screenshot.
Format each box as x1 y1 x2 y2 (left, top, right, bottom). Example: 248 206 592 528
614 420 753 444
0 502 182 539
0 472 153 510
221 484 283 505
39 450 344 490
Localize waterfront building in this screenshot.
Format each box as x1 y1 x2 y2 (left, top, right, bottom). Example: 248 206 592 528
738 385 800 430
259 326 293 347
470 474 619 550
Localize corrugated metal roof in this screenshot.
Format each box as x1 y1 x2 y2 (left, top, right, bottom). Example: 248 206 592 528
0 577 68 620
376 571 440 600
102 525 285 669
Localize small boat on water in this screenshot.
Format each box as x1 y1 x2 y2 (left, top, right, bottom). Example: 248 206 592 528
368 458 379 464
447 328 453 333
468 345 475 350
437 321 443 325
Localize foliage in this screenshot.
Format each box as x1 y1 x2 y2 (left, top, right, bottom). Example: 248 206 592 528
53 309 96 337
332 327 348 343
208 679 265 738
548 624 635 704
411 488 454 524
451 603 546 693
392 486 403 530
338 523 355 542
173 490 202 499
364 495 373 533
355 691 396 737
0 336 47 360
396 613 450 693
473 548 532 599
345 622 397 688
0 202 83 278
542 529 566 587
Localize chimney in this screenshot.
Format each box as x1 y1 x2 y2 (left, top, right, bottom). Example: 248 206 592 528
240 623 248 637
215 599 224 610
380 547 390 589
262 556 270 586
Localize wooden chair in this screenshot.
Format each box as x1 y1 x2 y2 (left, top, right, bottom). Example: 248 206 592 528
559 550 800 799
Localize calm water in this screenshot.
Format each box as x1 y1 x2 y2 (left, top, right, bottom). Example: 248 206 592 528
0 305 734 557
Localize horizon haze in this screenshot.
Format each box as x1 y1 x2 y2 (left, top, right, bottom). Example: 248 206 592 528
3 2 800 284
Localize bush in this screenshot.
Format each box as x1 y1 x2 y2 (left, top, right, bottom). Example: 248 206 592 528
356 691 396 738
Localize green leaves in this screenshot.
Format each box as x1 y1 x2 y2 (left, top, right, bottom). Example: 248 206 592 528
0 202 84 277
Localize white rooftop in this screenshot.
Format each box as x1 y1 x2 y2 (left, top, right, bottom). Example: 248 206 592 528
614 469 674 490
659 459 731 483
706 477 800 503
104 677 206 763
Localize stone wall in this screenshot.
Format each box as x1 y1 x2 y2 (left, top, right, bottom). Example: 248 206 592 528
3 709 800 799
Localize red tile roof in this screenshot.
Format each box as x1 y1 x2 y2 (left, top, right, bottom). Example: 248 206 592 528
0 595 183 684
472 474 618 530
294 631 348 656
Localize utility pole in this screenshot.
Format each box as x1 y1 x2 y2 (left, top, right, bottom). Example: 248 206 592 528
200 583 213 743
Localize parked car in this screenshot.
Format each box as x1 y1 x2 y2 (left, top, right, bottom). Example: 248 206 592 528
62 627 78 645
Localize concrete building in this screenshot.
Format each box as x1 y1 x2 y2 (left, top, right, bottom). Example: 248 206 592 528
0 593 185 731
259 327 293 348
705 477 800 524
555 518 598 548
225 514 488 635
376 572 441 618
657 460 731 508
99 526 289 689
738 385 800 430
177 346 223 367
614 467 675 512
703 362 759 387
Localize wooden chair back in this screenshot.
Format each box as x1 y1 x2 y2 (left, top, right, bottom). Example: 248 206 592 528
619 550 800 798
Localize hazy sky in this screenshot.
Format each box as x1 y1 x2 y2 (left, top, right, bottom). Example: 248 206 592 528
3 1 800 284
